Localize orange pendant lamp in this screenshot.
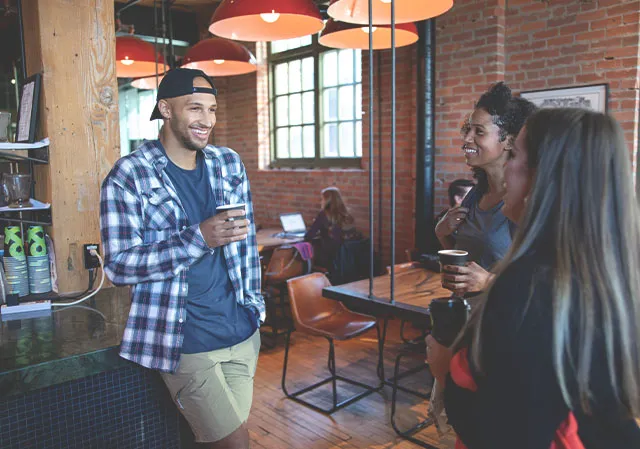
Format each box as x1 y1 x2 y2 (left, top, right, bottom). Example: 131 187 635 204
327 0 453 25
116 36 165 78
209 0 323 42
319 19 418 50
181 37 257 76
131 74 165 90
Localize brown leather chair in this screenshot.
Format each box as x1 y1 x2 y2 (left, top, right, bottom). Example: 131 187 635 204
386 261 420 274
261 245 310 344
405 248 421 262
282 272 383 414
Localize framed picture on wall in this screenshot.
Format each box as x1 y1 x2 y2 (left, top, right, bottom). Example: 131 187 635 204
520 83 608 113
15 73 42 143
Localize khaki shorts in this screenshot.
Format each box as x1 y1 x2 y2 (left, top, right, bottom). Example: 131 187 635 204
161 330 261 443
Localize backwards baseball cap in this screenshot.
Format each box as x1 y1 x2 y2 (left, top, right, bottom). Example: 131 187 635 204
149 68 218 120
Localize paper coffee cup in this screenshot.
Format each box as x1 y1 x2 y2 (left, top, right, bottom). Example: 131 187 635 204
438 249 468 267
216 203 246 221
438 249 468 276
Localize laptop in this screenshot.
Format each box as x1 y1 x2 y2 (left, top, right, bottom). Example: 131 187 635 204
279 213 307 238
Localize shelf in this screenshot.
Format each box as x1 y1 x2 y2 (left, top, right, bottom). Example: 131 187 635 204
0 199 50 213
0 208 52 226
0 139 50 164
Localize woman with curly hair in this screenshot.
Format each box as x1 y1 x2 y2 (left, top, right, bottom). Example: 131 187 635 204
436 82 537 295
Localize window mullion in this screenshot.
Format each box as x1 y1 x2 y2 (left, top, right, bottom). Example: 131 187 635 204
270 62 276 163
353 56 357 157
314 41 321 163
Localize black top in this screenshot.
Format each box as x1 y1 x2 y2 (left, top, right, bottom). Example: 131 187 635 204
304 211 360 269
444 252 640 449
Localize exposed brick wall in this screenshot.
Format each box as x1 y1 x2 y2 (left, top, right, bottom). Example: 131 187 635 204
216 45 419 264
434 0 640 210
504 0 640 174
434 0 507 210
216 0 640 265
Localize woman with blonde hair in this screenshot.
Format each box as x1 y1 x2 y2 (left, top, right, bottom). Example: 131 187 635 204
305 186 359 269
428 108 640 448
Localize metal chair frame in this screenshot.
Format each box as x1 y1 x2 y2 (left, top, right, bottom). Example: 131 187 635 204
281 322 384 414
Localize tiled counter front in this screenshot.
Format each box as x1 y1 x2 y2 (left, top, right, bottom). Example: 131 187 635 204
0 288 188 449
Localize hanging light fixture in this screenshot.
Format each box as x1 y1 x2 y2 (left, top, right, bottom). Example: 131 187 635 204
319 19 418 50
116 36 165 78
181 37 257 76
327 0 453 25
209 0 323 42
131 74 165 90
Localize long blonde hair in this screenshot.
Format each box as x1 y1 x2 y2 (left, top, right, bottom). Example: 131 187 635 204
465 108 640 417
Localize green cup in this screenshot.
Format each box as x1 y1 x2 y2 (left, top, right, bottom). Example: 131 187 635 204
27 226 47 257
4 226 26 260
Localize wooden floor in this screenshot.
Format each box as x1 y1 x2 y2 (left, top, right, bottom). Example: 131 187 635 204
250 319 456 449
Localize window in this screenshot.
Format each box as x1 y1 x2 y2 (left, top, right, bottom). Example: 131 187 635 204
269 36 362 168
118 87 160 156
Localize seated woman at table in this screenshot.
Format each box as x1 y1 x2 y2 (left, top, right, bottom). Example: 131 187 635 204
305 186 360 270
428 108 640 448
436 83 537 295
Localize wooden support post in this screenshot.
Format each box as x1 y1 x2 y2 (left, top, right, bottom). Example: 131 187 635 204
21 0 120 293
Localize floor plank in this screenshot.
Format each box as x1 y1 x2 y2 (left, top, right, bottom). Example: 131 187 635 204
250 319 456 449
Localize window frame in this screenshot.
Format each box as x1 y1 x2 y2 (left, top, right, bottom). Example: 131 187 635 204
268 36 362 169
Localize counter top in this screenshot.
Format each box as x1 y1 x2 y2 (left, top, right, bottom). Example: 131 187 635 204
0 287 133 396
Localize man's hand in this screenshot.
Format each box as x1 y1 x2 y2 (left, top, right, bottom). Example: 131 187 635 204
199 209 249 248
442 261 493 295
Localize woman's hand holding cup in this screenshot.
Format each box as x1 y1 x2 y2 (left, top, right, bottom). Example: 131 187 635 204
441 260 494 295
438 249 469 296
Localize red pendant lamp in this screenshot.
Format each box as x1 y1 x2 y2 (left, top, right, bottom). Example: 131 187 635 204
327 0 453 25
209 0 323 42
181 37 257 76
319 19 418 50
131 74 165 90
116 36 165 78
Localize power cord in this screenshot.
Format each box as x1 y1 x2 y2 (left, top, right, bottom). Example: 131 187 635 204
55 268 95 301
51 250 105 307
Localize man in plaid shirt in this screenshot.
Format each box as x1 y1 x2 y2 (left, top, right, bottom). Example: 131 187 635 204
100 68 264 449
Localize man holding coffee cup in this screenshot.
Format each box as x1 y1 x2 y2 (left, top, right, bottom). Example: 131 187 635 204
100 68 263 449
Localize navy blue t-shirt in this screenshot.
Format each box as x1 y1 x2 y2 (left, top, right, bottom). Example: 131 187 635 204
163 149 257 354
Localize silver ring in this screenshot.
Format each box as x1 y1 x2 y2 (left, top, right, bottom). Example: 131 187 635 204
228 217 235 222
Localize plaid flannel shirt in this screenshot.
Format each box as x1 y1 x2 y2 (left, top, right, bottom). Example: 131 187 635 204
100 141 264 373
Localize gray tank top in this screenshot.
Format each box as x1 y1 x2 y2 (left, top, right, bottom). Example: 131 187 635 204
453 187 513 270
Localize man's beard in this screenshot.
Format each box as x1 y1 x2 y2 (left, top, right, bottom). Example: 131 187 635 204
180 133 205 152
172 120 207 152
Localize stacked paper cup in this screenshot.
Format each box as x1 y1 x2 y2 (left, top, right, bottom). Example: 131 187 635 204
26 226 52 294
4 226 29 297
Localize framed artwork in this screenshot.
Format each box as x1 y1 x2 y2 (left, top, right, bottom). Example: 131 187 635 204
15 73 42 143
520 83 608 113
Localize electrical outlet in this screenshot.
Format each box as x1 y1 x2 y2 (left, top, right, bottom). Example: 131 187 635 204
83 244 101 269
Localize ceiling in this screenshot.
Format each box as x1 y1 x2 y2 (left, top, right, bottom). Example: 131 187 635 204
115 0 331 8
116 0 220 6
